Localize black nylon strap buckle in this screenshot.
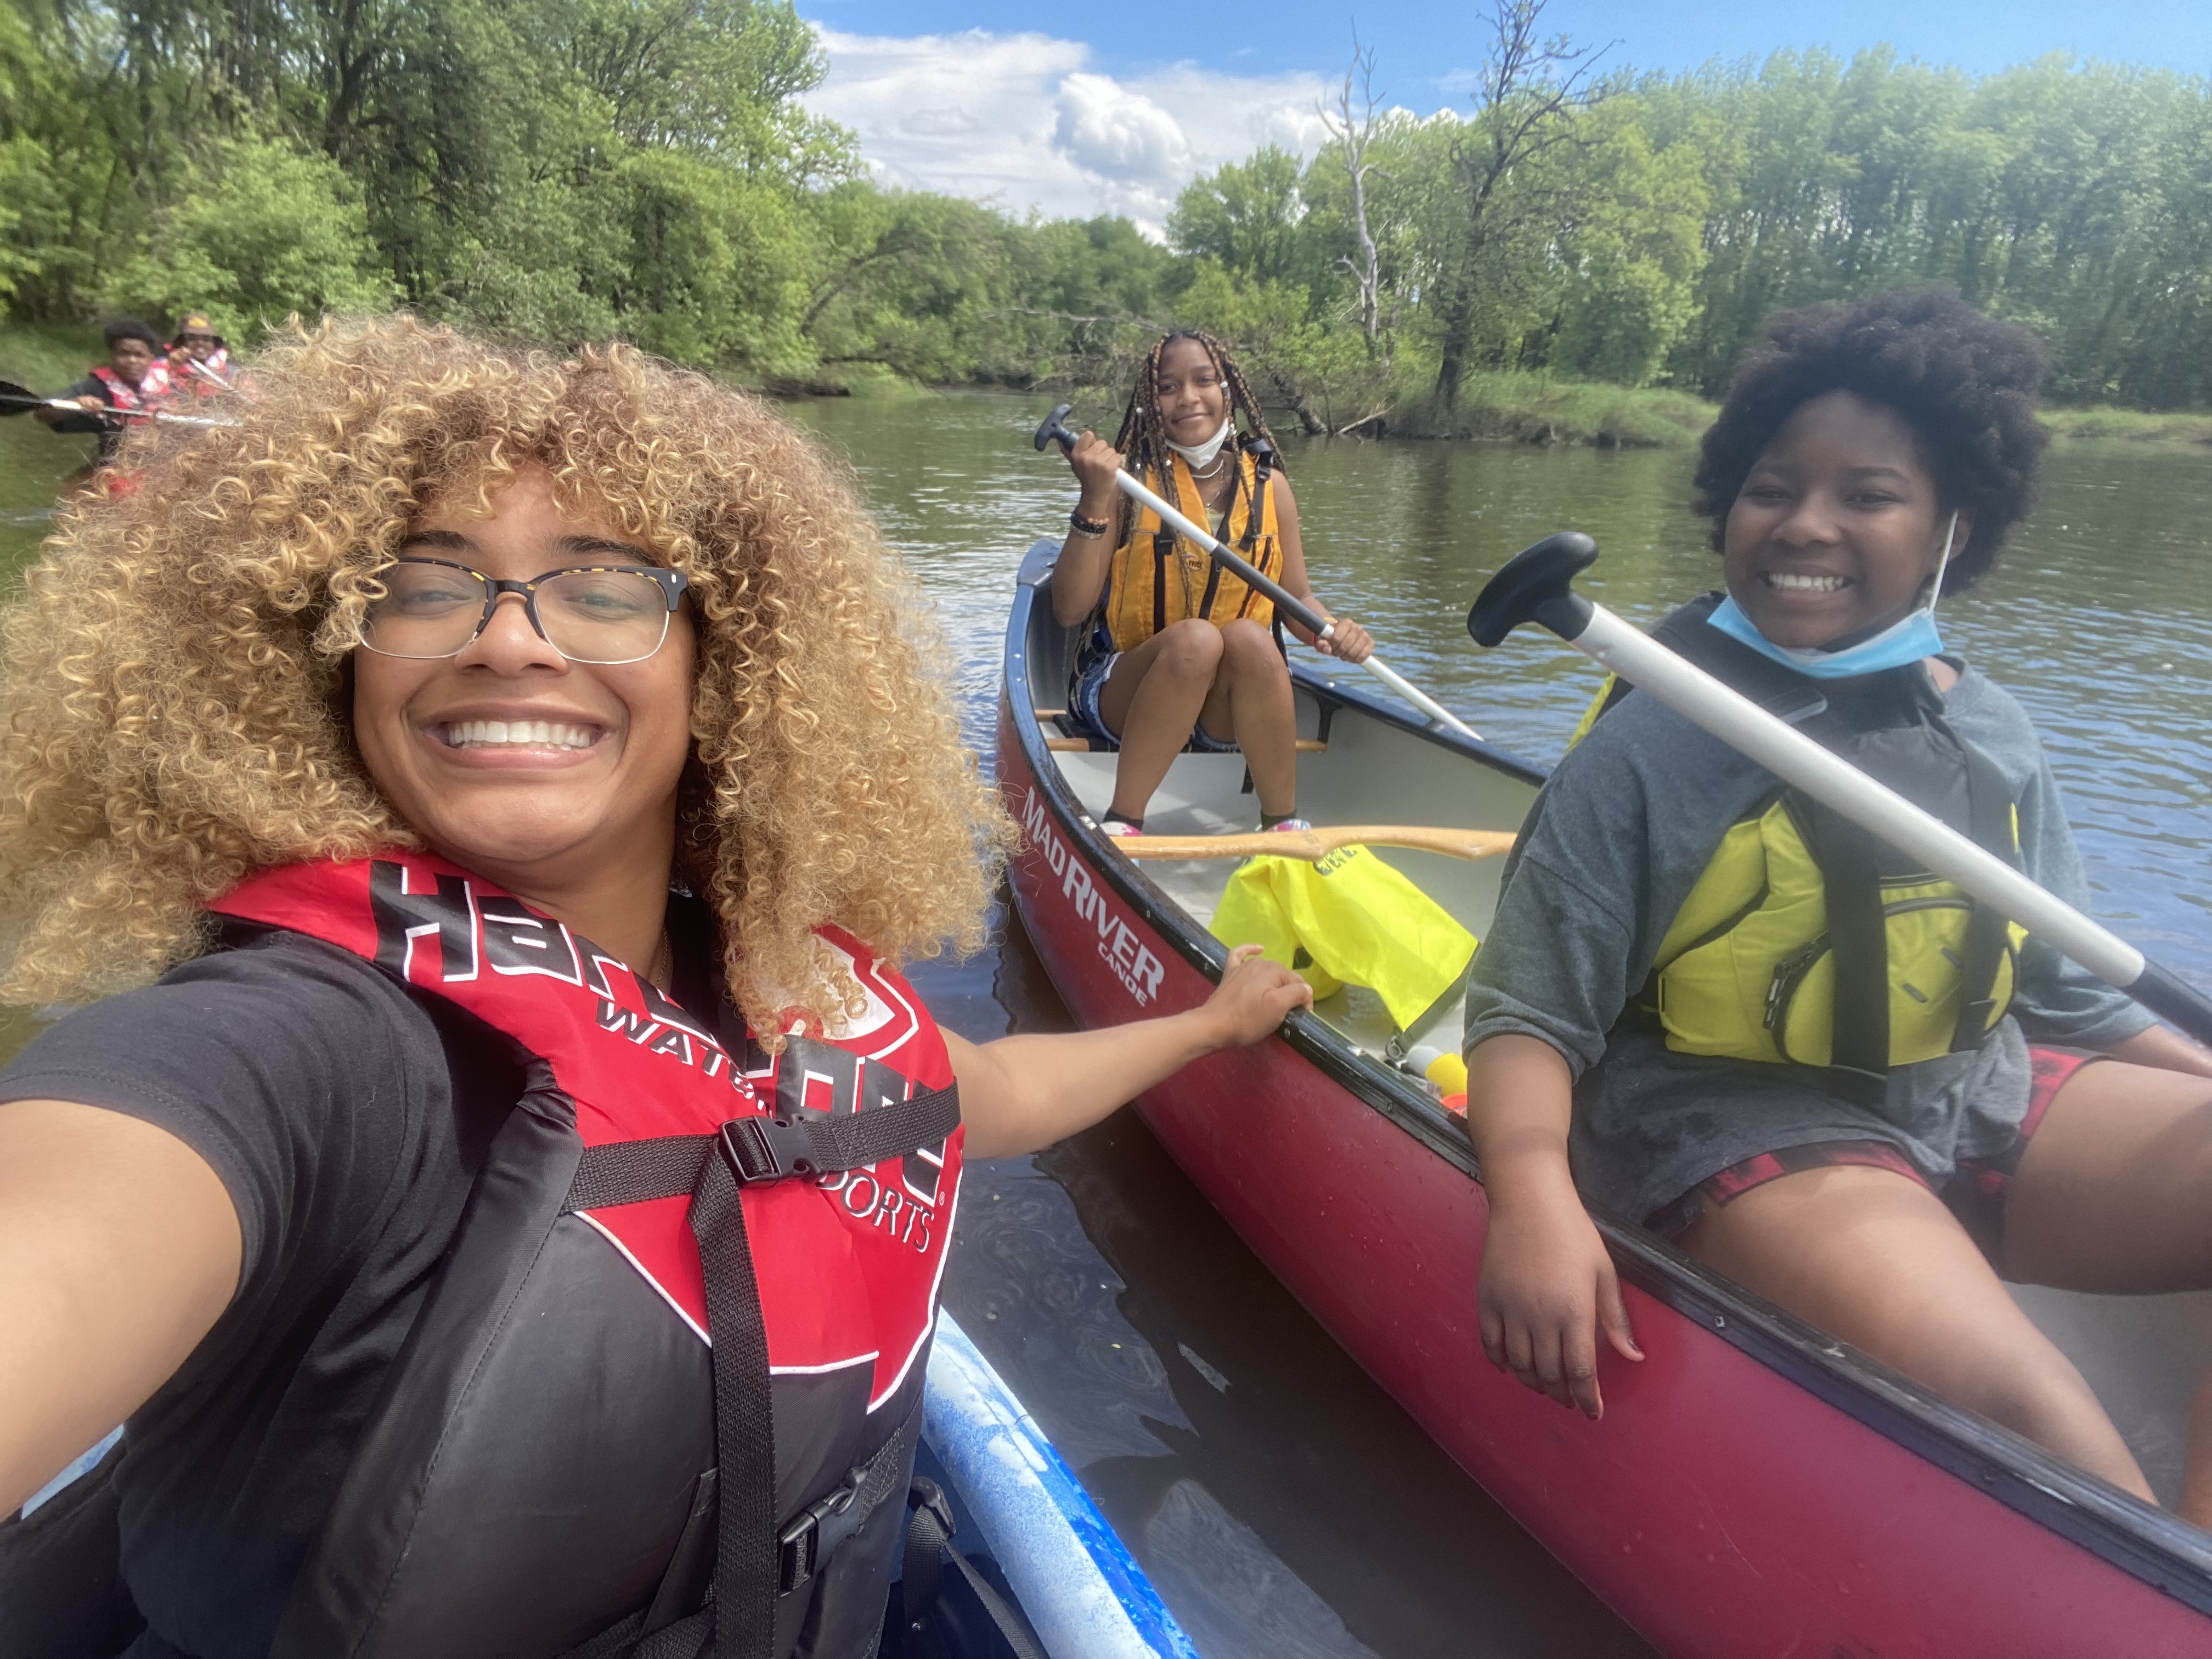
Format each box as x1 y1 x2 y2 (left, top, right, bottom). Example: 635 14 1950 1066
777 1465 865 1592
909 1475 955 1541
720 1115 816 1184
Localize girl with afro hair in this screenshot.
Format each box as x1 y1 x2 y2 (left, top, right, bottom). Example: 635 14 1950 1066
1461 289 2212 1522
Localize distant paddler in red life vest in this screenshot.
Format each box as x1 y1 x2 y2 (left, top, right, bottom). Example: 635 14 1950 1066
1053 329 1373 836
0 318 1312 1655
33 317 175 463
166 312 235 396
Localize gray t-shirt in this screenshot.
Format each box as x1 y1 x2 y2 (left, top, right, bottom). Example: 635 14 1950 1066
1463 659 2151 1227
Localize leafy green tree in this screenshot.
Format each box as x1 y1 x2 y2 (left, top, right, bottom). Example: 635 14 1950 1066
1544 100 1709 385
4 0 2210 413
110 136 396 334
1167 148 1317 292
1426 2 1615 410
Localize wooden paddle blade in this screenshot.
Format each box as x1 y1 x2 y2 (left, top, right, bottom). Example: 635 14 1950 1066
1115 825 1516 863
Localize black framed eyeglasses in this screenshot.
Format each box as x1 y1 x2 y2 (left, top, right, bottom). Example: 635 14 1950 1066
357 557 691 665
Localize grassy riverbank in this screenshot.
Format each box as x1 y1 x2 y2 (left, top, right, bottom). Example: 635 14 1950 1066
0 322 103 390
8 322 2209 449
1378 372 1717 448
2041 405 2212 445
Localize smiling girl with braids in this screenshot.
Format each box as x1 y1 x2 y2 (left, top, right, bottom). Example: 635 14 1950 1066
1053 329 1372 834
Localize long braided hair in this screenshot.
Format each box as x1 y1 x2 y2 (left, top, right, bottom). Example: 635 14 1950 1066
1109 330 1283 543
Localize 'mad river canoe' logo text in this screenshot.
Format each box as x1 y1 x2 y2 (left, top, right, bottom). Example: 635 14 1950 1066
1021 786 1165 1006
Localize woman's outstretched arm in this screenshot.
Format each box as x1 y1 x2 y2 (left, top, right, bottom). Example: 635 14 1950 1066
947 945 1312 1158
0 1099 239 1513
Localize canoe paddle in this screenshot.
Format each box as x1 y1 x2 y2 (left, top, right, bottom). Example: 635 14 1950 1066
0 380 231 428
178 357 236 394
1468 531 2212 1047
1032 403 1482 741
1116 823 1517 863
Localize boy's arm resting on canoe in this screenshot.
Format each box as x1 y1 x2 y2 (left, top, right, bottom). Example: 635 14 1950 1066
945 944 1312 1159
1267 475 1372 664
0 1097 241 1514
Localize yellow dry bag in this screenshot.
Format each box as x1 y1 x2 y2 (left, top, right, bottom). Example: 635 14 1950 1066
1208 845 1477 1031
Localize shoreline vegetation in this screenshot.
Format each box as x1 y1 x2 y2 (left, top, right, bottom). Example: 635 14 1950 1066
9 1 2212 453
9 322 2208 454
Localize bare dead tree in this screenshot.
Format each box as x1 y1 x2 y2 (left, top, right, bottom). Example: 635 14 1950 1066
1432 0 1613 412
1318 30 1386 348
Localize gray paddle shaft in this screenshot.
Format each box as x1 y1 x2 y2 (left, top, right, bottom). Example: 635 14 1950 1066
1568 602 2145 984
1470 529 2212 1046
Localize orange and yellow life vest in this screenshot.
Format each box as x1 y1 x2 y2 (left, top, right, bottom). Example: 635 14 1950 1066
1099 445 1283 652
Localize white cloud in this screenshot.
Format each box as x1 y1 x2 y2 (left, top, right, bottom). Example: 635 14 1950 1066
805 27 1336 238
1053 74 1189 185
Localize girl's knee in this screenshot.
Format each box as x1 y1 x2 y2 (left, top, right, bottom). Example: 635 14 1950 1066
1154 619 1224 675
1218 619 1284 673
1954 1335 2107 1445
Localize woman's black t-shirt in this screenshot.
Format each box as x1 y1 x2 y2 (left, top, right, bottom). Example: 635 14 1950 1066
0 929 530 1658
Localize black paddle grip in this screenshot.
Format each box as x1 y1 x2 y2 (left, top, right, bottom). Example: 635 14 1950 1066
2125 960 2212 1053
1033 403 1079 453
1468 532 1601 647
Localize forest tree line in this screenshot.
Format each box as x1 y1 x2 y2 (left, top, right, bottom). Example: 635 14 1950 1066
2 0 2208 422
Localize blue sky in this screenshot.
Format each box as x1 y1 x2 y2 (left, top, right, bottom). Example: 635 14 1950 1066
799 1 2212 84
797 3 2211 233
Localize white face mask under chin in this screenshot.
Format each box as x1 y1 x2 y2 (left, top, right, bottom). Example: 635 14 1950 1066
1706 509 1962 680
1166 419 1232 471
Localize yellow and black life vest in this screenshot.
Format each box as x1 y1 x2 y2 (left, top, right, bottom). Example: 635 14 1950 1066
1098 443 1282 652
1601 595 2027 1105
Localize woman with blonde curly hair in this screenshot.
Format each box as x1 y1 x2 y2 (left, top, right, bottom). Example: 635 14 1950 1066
0 317 1308 1658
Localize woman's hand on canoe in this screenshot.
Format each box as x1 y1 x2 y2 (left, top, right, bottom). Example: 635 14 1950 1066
1198 943 1314 1047
944 946 1310 1159
1479 1187 1643 1419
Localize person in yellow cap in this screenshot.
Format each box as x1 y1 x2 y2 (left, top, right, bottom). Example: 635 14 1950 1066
166 313 233 396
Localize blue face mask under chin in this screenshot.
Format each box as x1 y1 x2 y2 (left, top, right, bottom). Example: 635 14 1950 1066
1708 511 1959 680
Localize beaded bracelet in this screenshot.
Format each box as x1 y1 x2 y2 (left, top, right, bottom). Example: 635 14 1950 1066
1068 510 1110 538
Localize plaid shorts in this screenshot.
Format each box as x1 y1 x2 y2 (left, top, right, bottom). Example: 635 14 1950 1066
1645 1046 2102 1259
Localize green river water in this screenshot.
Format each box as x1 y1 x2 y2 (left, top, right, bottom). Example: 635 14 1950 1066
3 391 2207 1656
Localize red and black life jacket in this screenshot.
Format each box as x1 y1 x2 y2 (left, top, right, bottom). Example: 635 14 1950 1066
203 853 965 1658
89 362 172 412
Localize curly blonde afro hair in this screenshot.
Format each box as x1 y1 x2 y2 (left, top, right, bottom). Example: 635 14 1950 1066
0 315 1009 1036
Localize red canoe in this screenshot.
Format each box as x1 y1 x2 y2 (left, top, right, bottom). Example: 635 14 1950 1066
996 538 2212 1655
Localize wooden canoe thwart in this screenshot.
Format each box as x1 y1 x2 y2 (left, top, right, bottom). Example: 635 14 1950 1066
997 534 2212 1656
1044 735 1327 753
1116 825 1517 864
